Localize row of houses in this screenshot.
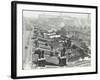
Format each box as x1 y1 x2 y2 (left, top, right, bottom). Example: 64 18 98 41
31 25 90 67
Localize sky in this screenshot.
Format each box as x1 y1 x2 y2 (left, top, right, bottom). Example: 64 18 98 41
23 10 90 20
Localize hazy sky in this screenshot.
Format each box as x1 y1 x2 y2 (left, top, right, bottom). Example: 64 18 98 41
23 10 90 20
